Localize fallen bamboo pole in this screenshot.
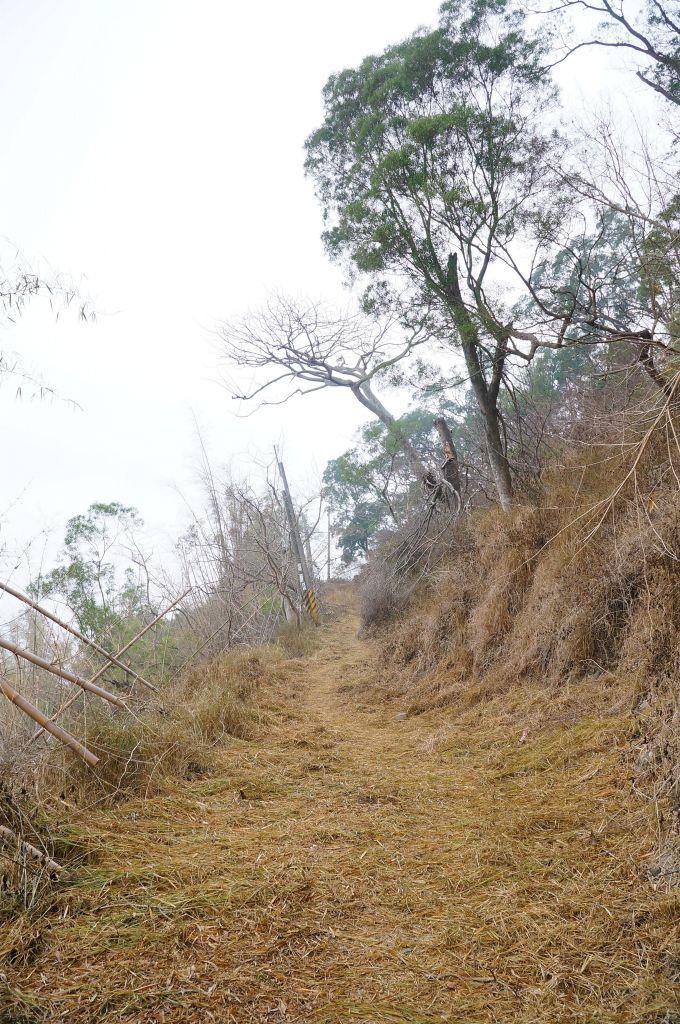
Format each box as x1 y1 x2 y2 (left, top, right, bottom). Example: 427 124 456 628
0 677 98 767
24 588 192 749
0 824 63 875
0 637 124 707
0 823 63 875
0 579 157 692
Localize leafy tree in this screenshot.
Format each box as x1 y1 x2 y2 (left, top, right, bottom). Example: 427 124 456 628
30 503 144 648
324 408 458 562
305 0 560 508
519 212 643 336
517 204 680 397
639 194 680 349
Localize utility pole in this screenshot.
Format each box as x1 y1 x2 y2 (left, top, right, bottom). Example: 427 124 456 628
304 533 315 582
276 453 320 624
327 509 331 582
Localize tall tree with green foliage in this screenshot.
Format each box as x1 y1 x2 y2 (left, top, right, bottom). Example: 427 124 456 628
305 0 560 508
30 502 145 649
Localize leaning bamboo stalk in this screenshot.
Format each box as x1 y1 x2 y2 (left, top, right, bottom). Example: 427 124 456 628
0 637 124 707
0 579 157 692
0 824 63 875
0 677 98 767
24 588 192 749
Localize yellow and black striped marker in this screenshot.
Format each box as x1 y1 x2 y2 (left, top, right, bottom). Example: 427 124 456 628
303 588 321 625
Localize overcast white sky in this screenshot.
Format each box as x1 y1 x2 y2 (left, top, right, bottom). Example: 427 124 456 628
0 0 656 581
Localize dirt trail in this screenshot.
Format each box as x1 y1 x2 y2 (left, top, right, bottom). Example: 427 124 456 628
2 592 678 1023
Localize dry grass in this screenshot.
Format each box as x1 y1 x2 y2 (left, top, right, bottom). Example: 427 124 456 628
0 593 677 1022
367 448 680 821
0 643 288 926
28 646 283 809
275 620 319 659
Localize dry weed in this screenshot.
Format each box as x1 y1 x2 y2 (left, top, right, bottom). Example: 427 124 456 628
0 595 677 1022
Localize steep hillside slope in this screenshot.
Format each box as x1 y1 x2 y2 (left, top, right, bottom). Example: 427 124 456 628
1 591 677 1023
365 457 680 840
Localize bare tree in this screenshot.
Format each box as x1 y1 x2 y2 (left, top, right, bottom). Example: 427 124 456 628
218 297 442 489
544 0 680 108
177 451 326 649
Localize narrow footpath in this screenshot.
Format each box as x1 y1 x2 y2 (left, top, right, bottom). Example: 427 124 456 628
3 593 677 1023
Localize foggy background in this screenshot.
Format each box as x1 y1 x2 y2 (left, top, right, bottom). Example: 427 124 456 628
0 0 651 576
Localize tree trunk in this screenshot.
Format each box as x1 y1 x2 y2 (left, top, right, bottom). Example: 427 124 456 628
637 332 678 401
445 253 513 510
484 425 513 511
458 336 513 510
433 416 462 504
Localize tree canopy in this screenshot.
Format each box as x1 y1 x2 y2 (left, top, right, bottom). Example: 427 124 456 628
30 503 146 649
305 0 563 507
